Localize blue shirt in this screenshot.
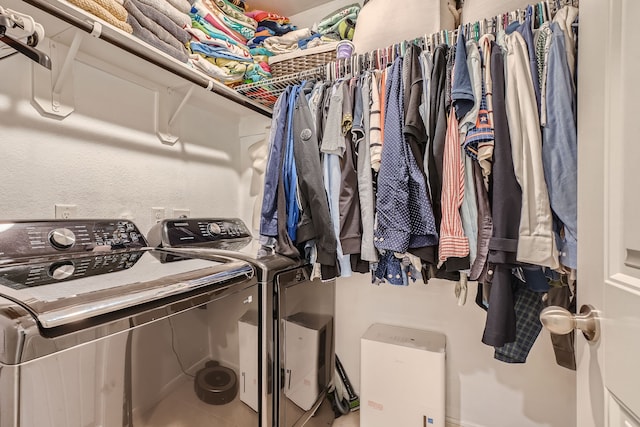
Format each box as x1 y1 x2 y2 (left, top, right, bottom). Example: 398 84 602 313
374 57 438 252
516 5 541 112
542 23 578 269
283 85 302 241
260 87 290 237
451 28 475 120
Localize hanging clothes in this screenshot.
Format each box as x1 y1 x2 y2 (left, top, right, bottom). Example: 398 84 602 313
374 57 438 254
257 3 580 367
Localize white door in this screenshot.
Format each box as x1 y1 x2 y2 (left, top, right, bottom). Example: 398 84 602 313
572 0 640 426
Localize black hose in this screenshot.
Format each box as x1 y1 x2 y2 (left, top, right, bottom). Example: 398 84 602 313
335 355 358 402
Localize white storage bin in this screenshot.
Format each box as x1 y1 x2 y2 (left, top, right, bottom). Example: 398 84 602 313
361 323 446 427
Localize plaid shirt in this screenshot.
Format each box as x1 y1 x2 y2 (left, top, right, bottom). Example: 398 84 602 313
494 279 543 363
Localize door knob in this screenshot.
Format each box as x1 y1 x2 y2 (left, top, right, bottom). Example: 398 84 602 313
540 304 601 342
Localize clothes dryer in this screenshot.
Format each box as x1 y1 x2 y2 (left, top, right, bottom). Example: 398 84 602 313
147 218 336 427
0 219 259 427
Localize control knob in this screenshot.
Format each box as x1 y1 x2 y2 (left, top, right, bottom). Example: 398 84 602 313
48 261 75 280
207 222 222 236
49 228 76 250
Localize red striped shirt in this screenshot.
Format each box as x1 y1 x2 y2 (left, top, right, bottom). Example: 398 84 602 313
438 110 470 265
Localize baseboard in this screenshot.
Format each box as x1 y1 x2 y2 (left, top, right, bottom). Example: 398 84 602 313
445 417 487 427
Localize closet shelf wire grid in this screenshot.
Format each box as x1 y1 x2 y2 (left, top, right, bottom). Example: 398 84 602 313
235 0 578 111
235 65 325 109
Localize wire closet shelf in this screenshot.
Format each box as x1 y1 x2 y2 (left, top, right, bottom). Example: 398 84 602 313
234 0 578 110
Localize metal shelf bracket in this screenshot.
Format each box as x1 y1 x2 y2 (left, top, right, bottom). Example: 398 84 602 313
31 28 83 119
155 85 194 146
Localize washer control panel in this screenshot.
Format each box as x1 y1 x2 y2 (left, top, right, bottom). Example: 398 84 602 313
148 218 251 250
0 250 144 289
0 220 147 261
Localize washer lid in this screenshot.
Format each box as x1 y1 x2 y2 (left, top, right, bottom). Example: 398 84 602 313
0 249 253 331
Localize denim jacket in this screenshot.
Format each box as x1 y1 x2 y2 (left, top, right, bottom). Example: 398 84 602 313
541 23 578 269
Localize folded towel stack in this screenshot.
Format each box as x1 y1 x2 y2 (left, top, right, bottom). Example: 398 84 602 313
188 0 279 85
124 0 191 62
67 0 133 33
67 0 348 86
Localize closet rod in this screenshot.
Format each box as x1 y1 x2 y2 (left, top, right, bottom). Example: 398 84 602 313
325 0 578 79
22 0 273 118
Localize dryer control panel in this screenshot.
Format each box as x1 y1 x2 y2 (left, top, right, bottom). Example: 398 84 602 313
0 220 147 262
148 218 251 251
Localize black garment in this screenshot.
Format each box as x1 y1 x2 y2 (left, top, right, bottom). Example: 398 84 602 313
427 44 448 230
412 44 461 280
487 42 522 266
482 266 516 346
339 80 362 255
275 157 301 259
545 284 577 370
471 161 492 283
403 45 429 190
292 83 337 270
482 43 520 347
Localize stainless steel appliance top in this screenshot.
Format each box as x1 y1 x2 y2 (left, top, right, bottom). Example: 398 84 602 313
0 219 255 363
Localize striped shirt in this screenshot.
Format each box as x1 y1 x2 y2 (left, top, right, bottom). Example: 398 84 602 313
369 71 383 171
438 110 469 265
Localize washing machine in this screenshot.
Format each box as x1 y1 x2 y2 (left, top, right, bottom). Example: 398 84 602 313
0 219 261 427
147 218 336 427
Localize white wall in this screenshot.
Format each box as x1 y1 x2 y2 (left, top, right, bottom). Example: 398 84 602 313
335 277 576 427
286 1 578 426
461 0 534 23
0 53 251 234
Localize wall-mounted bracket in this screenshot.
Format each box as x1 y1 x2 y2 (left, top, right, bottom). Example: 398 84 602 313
31 29 83 119
155 85 195 145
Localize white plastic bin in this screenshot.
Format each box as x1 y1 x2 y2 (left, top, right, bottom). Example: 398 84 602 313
360 323 446 427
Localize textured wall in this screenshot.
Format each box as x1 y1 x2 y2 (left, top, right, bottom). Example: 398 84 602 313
0 55 248 234
461 0 534 23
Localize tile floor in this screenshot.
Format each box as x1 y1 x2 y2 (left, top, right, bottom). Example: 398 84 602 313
332 412 359 427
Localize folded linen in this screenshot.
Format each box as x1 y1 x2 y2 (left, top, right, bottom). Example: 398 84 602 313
136 0 191 28
124 0 189 55
320 13 358 38
131 0 190 43
191 14 244 46
255 26 275 36
166 0 191 14
263 28 311 54
190 54 243 84
257 20 296 36
67 0 133 33
243 62 271 83
317 4 360 33
191 2 246 44
247 35 270 48
249 47 274 56
189 41 252 62
200 0 255 39
186 27 251 58
245 10 290 24
212 0 257 28
228 0 246 11
127 12 189 62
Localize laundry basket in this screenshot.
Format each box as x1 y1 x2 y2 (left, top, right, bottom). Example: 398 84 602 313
268 42 338 77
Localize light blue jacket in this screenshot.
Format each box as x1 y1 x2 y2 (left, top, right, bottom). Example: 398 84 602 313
542 22 577 269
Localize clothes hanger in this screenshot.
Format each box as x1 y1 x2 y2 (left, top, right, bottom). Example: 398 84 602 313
0 12 50 69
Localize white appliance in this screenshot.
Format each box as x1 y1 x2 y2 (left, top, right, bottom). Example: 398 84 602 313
284 312 333 411
360 323 446 427
238 309 259 412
